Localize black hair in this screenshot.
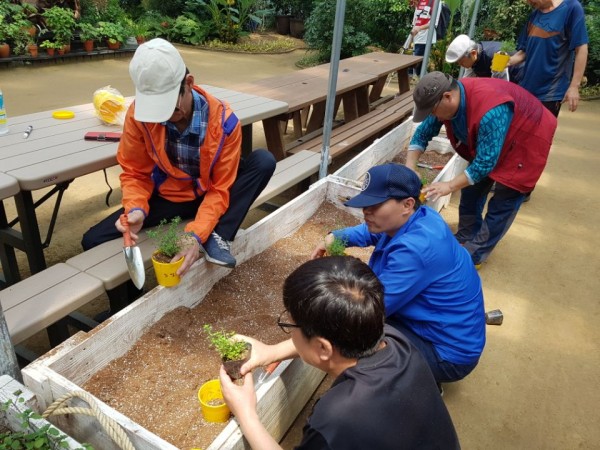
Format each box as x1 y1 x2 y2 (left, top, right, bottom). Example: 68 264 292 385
283 256 385 359
179 68 190 95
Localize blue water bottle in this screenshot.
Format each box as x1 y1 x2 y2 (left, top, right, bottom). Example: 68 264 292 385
0 88 8 135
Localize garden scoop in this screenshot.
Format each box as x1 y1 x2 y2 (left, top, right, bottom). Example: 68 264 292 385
120 213 145 290
255 362 281 389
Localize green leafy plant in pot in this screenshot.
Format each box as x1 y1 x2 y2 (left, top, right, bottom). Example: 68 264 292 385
78 22 100 52
491 40 515 72
146 216 188 287
326 235 347 256
203 324 252 380
42 6 76 47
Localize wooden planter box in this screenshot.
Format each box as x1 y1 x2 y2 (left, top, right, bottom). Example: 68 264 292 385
0 375 83 449
333 120 467 212
20 178 363 450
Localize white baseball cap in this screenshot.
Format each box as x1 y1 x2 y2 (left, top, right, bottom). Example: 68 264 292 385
445 34 476 63
129 38 186 123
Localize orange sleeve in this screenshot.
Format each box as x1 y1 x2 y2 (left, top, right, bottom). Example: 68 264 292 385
117 104 157 216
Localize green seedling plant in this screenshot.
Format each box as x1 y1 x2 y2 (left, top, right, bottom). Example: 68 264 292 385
499 40 516 54
1 391 92 450
203 324 248 362
326 235 347 256
147 216 187 259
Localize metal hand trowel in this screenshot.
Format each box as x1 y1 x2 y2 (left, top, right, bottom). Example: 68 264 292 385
120 214 145 290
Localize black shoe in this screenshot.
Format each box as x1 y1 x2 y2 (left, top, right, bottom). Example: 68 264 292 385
437 383 444 396
93 310 112 322
523 192 532 203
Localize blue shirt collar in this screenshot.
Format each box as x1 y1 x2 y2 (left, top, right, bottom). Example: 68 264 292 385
163 90 206 136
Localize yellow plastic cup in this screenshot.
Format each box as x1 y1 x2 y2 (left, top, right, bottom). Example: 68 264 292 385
151 253 184 287
491 52 510 72
198 379 230 423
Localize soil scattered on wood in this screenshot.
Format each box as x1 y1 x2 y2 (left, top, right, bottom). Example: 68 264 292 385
83 202 371 450
392 148 453 184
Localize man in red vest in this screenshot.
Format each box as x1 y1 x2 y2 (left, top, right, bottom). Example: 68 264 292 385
407 72 557 268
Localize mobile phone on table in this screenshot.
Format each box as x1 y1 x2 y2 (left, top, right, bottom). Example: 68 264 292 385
84 131 122 142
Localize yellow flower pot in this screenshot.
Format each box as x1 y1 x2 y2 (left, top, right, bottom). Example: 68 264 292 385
151 253 184 287
491 52 510 72
198 379 230 423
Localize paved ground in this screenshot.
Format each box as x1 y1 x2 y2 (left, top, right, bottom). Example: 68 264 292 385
1 46 599 449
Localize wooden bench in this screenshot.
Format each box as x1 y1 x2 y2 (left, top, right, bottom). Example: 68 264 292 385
65 150 323 308
0 263 104 360
286 91 415 160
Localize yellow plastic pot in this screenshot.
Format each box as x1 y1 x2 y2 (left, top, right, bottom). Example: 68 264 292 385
198 379 230 423
151 253 184 287
491 52 510 72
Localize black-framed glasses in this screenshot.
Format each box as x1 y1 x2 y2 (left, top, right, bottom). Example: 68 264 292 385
277 309 301 334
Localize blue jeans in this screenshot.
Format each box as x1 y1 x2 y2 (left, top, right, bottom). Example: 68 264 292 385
455 178 526 265
410 43 425 76
82 149 275 250
387 318 479 383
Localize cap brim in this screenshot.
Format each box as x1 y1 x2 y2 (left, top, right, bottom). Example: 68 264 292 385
412 106 433 123
344 193 389 208
445 54 460 63
133 85 180 123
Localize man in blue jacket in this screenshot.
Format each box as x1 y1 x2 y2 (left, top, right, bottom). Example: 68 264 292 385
312 163 486 385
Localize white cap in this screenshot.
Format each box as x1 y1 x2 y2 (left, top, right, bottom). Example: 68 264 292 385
445 34 476 63
129 38 186 123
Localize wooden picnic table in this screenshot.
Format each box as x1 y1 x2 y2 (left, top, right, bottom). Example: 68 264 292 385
232 52 422 160
0 86 287 283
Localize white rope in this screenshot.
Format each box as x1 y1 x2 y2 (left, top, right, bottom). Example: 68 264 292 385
42 391 135 450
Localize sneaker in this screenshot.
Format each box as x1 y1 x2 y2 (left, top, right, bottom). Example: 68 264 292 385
474 263 482 270
437 383 444 396
200 232 236 268
523 192 532 203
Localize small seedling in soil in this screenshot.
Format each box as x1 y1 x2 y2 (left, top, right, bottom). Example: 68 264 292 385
326 235 348 256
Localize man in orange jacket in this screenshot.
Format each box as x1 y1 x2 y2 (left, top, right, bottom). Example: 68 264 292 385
82 39 275 277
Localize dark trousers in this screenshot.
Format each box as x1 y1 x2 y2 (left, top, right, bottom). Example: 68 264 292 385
82 149 276 250
455 177 526 265
542 100 562 118
387 318 479 383
411 43 425 75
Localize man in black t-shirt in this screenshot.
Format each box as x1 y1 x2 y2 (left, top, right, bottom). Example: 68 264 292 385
219 256 460 449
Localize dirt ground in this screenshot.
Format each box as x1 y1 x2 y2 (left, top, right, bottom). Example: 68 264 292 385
1 46 599 449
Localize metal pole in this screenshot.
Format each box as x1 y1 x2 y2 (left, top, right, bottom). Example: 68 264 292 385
0 307 21 381
319 0 347 179
419 0 442 78
459 0 482 79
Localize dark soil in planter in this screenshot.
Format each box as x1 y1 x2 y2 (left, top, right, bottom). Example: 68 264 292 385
83 202 372 450
222 343 252 380
392 148 454 184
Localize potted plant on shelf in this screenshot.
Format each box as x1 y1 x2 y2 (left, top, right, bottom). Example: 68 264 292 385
27 39 38 57
131 21 150 45
146 216 188 287
42 6 76 53
78 22 99 52
203 324 252 380
98 21 127 50
40 39 60 56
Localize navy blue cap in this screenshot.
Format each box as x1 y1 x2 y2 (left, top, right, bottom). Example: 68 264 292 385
345 163 422 208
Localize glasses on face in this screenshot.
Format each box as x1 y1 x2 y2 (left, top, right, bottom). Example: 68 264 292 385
277 309 301 334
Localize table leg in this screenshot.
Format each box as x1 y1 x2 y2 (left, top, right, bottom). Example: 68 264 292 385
342 91 359 123
14 191 46 274
241 124 253 156
262 117 286 161
306 101 326 133
369 76 387 103
0 201 21 287
356 85 371 116
397 69 410 94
